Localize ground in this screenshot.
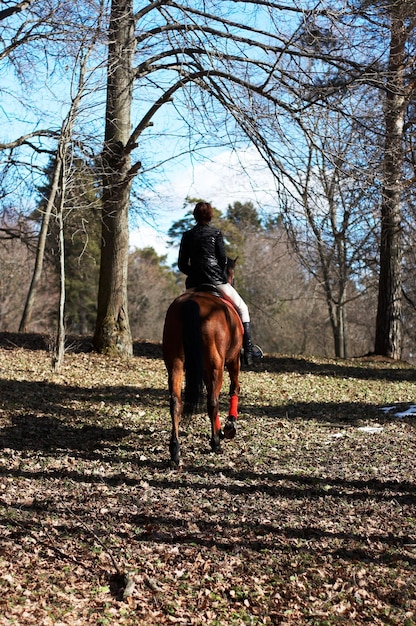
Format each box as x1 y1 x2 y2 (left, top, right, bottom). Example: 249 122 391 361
0 332 415 625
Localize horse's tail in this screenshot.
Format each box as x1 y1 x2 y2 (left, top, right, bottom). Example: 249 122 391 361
182 298 204 415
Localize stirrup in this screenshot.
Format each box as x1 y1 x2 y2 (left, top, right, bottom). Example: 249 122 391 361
252 345 263 359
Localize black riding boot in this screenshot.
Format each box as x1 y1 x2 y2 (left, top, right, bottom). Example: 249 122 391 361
242 322 263 366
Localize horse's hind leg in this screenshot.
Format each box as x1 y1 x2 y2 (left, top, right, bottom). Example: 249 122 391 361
169 395 181 465
168 364 183 466
224 356 240 440
206 366 224 453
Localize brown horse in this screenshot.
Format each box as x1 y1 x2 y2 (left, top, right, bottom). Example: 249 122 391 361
162 259 243 465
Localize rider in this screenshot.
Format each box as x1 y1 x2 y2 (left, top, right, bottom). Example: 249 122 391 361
178 201 262 365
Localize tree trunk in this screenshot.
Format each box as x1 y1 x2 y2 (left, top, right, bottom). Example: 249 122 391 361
93 0 135 356
334 303 346 359
374 11 407 359
52 170 66 373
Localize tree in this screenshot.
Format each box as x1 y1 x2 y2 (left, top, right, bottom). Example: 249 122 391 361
374 2 415 358
0 211 58 332
18 10 104 354
0 2 33 22
223 1 415 359
0 232 39 330
37 158 101 335
224 201 263 261
18 153 63 334
280 101 380 358
0 0 106 344
237 227 335 356
93 0 137 355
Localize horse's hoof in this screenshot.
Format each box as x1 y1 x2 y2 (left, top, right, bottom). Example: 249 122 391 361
169 440 180 465
210 438 222 454
223 417 236 440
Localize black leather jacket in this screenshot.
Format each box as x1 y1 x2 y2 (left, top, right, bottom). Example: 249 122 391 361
178 224 227 288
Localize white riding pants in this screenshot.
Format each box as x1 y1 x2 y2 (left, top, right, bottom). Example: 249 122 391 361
217 283 250 323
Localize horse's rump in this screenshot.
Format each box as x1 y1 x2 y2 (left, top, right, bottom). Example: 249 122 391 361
162 291 242 415
184 291 242 357
188 284 244 336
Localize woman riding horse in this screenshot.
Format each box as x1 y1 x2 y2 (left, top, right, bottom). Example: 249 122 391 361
178 201 262 365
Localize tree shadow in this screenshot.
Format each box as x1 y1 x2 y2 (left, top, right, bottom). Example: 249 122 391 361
253 353 416 382
2 462 414 571
0 331 163 359
0 374 414 457
238 397 416 426
128 511 416 566
0 377 167 455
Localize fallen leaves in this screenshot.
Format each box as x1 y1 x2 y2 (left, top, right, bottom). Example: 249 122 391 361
0 340 415 624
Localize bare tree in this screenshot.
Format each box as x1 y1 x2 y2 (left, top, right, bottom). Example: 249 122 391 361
220 1 415 359
280 102 379 357
93 0 136 355
18 3 106 350
374 2 416 358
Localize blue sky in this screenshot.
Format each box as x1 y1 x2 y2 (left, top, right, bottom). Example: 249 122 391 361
129 144 281 265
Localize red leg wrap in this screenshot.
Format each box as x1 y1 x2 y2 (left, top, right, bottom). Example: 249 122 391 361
229 394 238 418
215 414 221 432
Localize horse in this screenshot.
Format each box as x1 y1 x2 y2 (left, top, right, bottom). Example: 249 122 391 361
162 257 243 466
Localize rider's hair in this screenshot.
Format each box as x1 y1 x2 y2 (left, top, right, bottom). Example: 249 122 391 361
193 202 213 224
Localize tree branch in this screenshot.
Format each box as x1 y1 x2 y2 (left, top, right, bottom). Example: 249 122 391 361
0 1 32 22
0 131 58 151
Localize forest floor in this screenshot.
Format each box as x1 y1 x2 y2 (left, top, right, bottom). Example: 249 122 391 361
0 332 415 625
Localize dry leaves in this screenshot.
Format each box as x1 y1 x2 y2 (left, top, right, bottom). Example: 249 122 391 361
0 335 415 624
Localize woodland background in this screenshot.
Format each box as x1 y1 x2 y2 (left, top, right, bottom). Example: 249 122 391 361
0 1 416 361
0 196 379 358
